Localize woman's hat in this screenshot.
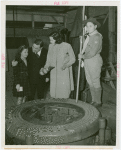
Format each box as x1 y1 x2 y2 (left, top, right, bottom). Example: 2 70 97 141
83 17 101 28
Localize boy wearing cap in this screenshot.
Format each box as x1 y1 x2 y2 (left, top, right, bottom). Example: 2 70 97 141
79 17 103 107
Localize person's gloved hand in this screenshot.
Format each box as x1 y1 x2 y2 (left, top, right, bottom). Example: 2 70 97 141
12 60 18 66
43 68 48 74
45 78 49 82
40 68 49 75
40 66 55 75
78 53 84 60
16 84 20 91
39 68 45 75
61 64 68 70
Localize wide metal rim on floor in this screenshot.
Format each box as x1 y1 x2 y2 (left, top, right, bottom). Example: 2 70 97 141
6 99 100 145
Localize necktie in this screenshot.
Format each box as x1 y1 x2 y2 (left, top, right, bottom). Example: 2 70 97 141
80 35 90 68
36 54 39 58
35 52 39 58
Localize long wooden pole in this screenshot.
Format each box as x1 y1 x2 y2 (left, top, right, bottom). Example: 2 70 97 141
76 6 85 103
64 15 67 42
108 6 115 63
82 6 85 44
76 36 83 103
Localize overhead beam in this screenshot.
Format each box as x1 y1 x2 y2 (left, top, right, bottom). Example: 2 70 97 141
93 14 107 19
64 15 67 28
6 6 71 14
6 10 67 16
51 16 60 24
63 7 78 13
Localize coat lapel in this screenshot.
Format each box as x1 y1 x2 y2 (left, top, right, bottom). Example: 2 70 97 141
20 58 28 71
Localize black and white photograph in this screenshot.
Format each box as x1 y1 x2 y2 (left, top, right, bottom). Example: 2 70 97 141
1 1 120 148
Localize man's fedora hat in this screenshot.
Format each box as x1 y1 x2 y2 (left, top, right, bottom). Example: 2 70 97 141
83 17 101 28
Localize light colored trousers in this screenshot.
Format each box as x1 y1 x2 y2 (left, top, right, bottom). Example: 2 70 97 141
84 54 103 88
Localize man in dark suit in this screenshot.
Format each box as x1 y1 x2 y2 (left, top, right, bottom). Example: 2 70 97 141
12 39 49 100
28 39 49 100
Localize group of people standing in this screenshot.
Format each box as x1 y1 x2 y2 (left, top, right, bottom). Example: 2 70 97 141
12 32 76 105
12 17 103 108
12 39 49 105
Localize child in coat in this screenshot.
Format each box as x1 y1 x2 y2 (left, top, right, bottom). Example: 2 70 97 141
13 45 31 105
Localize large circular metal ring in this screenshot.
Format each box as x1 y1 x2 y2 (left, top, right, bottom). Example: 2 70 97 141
6 98 100 145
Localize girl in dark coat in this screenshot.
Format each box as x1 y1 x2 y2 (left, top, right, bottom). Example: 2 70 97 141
13 45 30 105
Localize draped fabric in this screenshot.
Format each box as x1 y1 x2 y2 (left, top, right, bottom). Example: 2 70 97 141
71 38 86 91
70 6 86 92
70 7 83 38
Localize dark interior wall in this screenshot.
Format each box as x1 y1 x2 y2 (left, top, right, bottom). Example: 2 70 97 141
97 9 117 64
6 28 50 48
88 6 108 17
97 19 109 63
6 49 17 91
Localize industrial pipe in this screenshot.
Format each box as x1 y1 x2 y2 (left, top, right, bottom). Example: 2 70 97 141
99 118 106 145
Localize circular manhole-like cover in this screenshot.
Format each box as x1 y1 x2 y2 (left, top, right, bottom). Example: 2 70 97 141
21 103 85 125
6 99 100 145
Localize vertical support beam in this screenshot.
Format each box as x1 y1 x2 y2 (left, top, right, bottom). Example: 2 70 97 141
32 13 34 29
13 6 15 38
16 6 17 21
99 118 106 145
64 15 67 28
64 15 67 42
13 6 15 48
108 6 115 63
82 6 86 44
